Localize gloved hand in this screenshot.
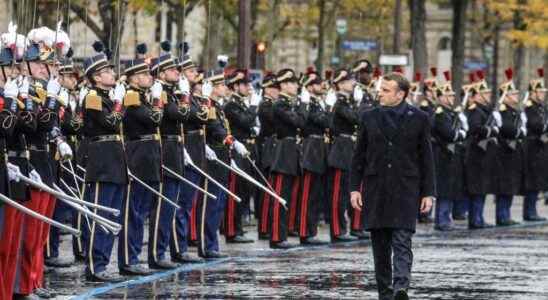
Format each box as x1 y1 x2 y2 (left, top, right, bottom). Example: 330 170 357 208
78 86 89 107
178 77 190 94
518 126 527 138
233 140 249 156
492 111 502 128
353 85 364 103
520 111 527 125
230 159 239 169
300 88 310 104
205 145 218 161
253 126 260 136
18 76 30 98
57 140 73 161
458 112 469 132
46 77 61 98
250 89 262 106
112 83 126 104
202 81 213 98
4 78 19 99
325 89 337 107
7 162 21 182
151 81 163 100
58 88 69 107
29 169 43 184
456 129 467 141
183 148 194 166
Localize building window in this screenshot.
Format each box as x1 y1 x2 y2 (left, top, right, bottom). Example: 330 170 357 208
438 36 451 51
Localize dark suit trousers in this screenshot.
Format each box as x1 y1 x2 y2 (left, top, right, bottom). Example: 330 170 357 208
370 228 414 300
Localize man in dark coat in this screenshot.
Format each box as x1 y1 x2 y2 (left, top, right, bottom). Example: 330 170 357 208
522 68 547 221
350 72 435 300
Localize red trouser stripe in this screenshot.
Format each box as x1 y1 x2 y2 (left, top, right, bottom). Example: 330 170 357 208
226 172 237 237
260 176 272 234
331 169 342 236
272 174 283 242
190 193 198 241
299 172 312 237
288 177 300 232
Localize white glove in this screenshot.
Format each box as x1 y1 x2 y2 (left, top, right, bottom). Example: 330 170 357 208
7 162 21 182
319 99 326 110
205 145 218 161
79 86 89 107
253 126 260 136
30 169 43 184
183 148 194 166
202 81 213 98
178 77 190 94
230 159 238 169
250 89 262 106
520 111 527 125
300 89 311 104
151 81 163 100
4 78 19 99
458 112 469 132
46 77 61 98
112 83 126 104
353 85 364 103
57 141 73 160
325 89 337 107
492 111 502 128
58 88 69 107
233 140 249 156
18 76 30 98
455 129 466 141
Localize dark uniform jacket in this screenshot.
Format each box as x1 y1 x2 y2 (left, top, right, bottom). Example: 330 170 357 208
257 95 276 170
432 105 466 199
465 102 499 195
59 91 84 187
350 101 435 231
123 86 163 182
184 93 208 169
328 92 359 171
204 98 230 184
270 93 307 176
496 104 524 195
83 87 128 185
301 95 330 174
159 82 189 179
0 90 19 198
224 93 258 171
523 100 548 192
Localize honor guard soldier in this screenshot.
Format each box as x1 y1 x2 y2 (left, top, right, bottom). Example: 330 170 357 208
465 70 498 229
420 68 438 119
494 68 525 226
269 68 306 249
327 68 362 242
297 71 329 245
223 69 258 244
257 72 279 240
150 43 195 267
170 49 206 262
522 68 548 221
82 41 128 282
351 59 376 112
117 43 164 276
432 71 468 231
46 51 84 267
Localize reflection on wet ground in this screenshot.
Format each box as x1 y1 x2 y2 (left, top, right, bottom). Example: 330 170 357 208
47 199 548 299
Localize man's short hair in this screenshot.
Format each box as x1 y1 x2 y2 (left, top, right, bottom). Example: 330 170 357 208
384 72 410 98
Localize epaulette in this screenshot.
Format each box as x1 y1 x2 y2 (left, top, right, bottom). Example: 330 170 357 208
123 90 140 107
499 103 507 112
525 100 533 107
435 106 443 114
85 90 102 111
420 100 429 107
467 103 477 110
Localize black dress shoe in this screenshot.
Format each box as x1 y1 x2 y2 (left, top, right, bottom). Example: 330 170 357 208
74 254 86 263
34 288 55 299
45 256 73 268
418 216 434 224
188 240 198 247
331 234 357 243
288 231 299 237
496 219 520 226
300 237 329 246
469 223 494 230
13 294 40 300
149 259 180 270
226 235 254 243
203 251 228 259
86 271 126 283
258 233 270 240
434 225 455 231
453 214 467 221
350 230 370 239
394 289 409 300
119 265 153 276
270 241 297 249
172 253 203 264
524 215 547 221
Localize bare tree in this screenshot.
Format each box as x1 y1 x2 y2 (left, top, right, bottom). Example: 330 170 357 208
451 0 469 94
409 0 428 79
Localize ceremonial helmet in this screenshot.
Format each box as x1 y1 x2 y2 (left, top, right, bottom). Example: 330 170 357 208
261 71 279 89
150 41 178 76
83 41 114 78
498 68 519 95
410 72 422 95
423 67 438 91
438 70 455 96
528 68 547 92
474 70 491 94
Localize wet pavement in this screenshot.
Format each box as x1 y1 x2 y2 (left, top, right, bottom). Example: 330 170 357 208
46 197 548 299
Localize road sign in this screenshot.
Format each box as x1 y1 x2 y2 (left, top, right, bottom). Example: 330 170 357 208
379 54 408 66
341 39 378 52
336 19 347 35
464 60 487 70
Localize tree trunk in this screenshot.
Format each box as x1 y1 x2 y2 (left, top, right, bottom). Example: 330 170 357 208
450 0 469 95
265 0 281 70
315 0 327 73
237 0 251 69
492 22 500 103
409 0 428 79
393 0 402 54
513 0 527 90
